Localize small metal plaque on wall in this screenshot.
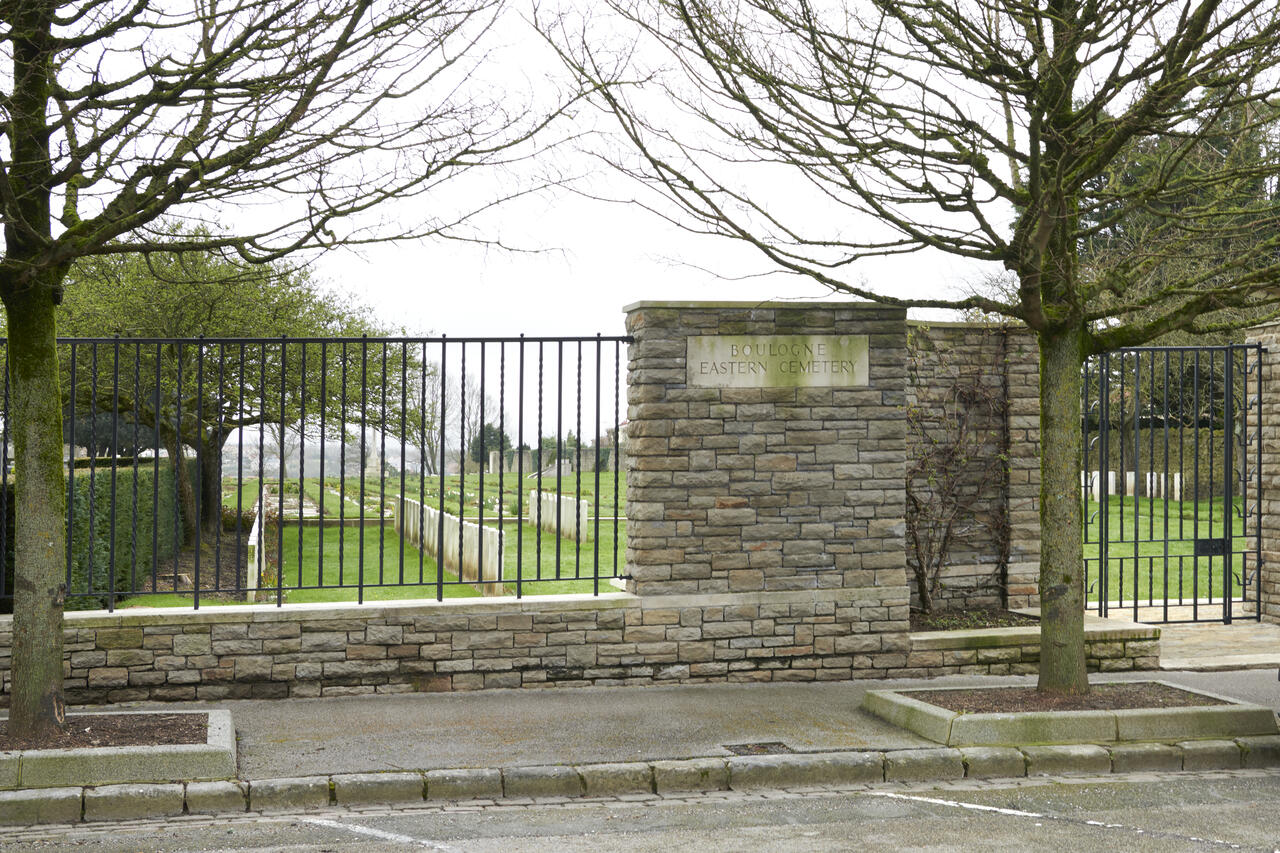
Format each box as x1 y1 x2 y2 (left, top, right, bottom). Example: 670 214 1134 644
686 334 869 389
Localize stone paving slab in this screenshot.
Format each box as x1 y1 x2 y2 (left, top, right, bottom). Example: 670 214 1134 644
1159 622 1280 671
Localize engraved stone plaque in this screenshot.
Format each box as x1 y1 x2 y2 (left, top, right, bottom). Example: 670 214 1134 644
686 334 869 388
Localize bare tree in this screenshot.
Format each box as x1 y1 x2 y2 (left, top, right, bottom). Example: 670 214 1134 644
1 0 571 738
404 361 453 476
552 0 1280 692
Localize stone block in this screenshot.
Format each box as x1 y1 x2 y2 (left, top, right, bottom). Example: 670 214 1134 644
959 747 1026 779
1177 739 1242 771
185 780 247 815
728 751 883 789
1021 745 1112 776
365 625 404 645
502 765 585 798
1237 735 1280 768
652 758 729 793
171 634 212 656
249 776 332 812
95 628 144 649
1115 705 1279 742
426 768 503 800
948 710 1115 747
84 783 184 822
884 748 964 782
577 762 653 796
1109 743 1182 774
0 787 82 826
333 772 424 805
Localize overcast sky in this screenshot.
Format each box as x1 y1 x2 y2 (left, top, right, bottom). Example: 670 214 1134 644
312 2 1003 339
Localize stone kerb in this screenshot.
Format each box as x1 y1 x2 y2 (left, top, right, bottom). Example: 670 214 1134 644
624 301 912 678
1245 322 1280 624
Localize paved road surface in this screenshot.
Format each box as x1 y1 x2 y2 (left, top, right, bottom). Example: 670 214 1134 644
6 769 1279 852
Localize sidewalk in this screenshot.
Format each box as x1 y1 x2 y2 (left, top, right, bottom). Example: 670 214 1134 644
132 669 1280 779
2 669 1278 825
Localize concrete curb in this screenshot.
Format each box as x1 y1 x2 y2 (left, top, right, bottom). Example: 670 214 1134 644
5 710 236 789
861 684 1279 747
2 735 1279 827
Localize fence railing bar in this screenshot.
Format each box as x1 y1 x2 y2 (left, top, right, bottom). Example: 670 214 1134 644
517 336 525 600
437 337 447 602
8 334 631 610
358 338 367 605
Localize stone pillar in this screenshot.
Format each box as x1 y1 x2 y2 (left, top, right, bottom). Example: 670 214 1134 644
624 301 910 680
1003 327 1042 610
1245 322 1280 624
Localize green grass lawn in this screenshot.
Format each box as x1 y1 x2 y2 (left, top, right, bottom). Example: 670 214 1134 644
121 506 627 607
1083 496 1255 604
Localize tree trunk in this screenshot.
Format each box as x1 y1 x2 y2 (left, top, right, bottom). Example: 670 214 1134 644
169 438 197 546
200 435 223 536
3 285 68 738
1036 327 1089 694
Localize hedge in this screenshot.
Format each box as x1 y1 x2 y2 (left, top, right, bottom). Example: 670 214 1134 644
0 461 188 613
65 461 187 610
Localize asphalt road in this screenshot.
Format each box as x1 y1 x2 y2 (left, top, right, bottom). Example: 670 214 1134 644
6 770 1279 852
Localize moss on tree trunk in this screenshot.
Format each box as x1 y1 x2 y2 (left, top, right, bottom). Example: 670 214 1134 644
3 284 68 738
1036 327 1089 694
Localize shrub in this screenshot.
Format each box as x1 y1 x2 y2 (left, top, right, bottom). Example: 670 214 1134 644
65 460 188 610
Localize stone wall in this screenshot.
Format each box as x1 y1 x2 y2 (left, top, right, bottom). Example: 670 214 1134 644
0 585 940 705
623 301 912 677
0 300 932 705
905 620 1160 677
1244 322 1280 624
904 322 1041 612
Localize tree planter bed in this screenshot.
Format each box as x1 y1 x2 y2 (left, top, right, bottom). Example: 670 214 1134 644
861 681 1279 747
0 710 235 790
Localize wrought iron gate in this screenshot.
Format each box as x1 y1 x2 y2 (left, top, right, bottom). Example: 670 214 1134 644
1082 344 1263 624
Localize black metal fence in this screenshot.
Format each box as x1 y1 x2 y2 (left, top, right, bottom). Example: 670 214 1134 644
0 335 632 611
1082 344 1263 623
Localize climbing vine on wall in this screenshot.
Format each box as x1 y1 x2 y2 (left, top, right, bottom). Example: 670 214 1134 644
905 325 1012 614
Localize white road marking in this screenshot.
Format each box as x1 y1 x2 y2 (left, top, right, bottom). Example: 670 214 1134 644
299 816 462 851
866 791 1250 849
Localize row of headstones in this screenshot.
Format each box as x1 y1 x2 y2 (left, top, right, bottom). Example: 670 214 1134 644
1081 470 1183 500
394 494 504 594
485 448 626 475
